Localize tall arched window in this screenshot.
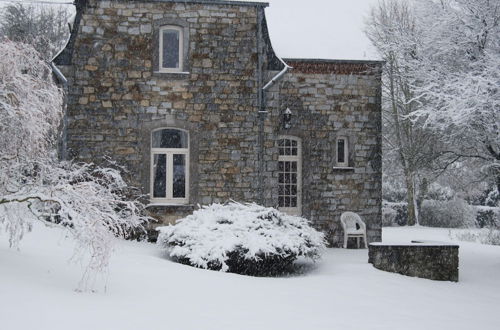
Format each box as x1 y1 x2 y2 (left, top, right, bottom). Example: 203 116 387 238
278 136 302 215
151 128 189 204
159 25 183 72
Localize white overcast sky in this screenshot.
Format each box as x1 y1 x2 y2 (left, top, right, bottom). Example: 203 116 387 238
3 0 381 60
262 0 380 60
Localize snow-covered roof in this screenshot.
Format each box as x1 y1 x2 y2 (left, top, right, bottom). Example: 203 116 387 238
97 0 269 7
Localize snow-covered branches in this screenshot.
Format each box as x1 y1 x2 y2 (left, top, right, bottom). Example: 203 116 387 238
0 40 149 291
367 0 499 218
0 39 63 164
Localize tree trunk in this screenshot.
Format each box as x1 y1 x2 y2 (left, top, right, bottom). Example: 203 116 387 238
405 170 417 226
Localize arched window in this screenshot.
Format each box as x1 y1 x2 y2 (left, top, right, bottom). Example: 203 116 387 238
159 25 183 72
278 136 302 215
151 128 189 204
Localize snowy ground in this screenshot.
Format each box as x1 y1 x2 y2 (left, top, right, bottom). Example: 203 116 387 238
1 224 499 330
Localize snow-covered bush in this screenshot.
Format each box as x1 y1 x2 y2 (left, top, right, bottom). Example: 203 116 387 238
0 40 150 290
382 201 407 226
474 206 500 229
157 202 326 276
420 199 476 228
451 228 500 246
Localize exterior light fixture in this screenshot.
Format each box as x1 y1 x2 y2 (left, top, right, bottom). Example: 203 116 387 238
283 108 292 129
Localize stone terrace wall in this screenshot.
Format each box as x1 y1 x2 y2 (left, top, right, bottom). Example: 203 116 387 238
369 243 459 282
269 60 383 245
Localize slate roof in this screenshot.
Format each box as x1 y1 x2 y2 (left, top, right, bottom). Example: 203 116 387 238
284 59 384 75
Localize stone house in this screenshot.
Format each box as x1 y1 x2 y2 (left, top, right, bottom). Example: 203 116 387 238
53 0 383 246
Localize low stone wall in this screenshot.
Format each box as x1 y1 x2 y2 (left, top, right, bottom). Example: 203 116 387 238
368 242 459 282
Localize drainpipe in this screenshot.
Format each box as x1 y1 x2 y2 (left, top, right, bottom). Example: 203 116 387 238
51 62 69 161
257 8 291 205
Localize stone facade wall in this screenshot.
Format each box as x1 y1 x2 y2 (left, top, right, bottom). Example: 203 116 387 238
56 0 383 246
266 60 382 245
368 243 459 282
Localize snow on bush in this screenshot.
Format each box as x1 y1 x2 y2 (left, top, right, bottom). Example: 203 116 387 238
0 40 150 291
157 202 326 276
451 228 500 246
382 201 408 226
420 198 476 228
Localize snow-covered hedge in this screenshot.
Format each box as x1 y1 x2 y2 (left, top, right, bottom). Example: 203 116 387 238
157 202 326 276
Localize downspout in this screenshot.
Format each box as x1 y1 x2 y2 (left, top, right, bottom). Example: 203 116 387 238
51 62 69 161
262 57 291 92
257 8 291 205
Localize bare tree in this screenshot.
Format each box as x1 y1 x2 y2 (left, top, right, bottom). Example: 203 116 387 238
0 3 71 60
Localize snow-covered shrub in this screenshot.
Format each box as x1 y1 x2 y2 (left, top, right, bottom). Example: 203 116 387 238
157 202 326 276
474 206 500 229
382 201 407 226
426 182 455 201
0 40 150 291
420 198 476 228
451 228 500 246
382 181 407 203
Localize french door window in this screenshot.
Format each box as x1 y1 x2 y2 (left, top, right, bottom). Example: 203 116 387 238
278 136 302 215
151 128 189 204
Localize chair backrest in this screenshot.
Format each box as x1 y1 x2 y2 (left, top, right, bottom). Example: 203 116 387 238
340 212 364 230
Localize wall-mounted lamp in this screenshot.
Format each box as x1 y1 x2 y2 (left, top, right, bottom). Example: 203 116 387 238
283 108 292 129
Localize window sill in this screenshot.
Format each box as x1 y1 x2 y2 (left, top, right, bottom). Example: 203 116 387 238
155 71 190 74
152 71 190 80
147 203 193 207
333 166 355 171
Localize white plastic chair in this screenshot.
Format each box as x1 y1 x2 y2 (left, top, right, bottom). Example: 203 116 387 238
340 212 368 249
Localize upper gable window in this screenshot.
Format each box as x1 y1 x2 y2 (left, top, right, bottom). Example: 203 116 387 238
159 26 183 72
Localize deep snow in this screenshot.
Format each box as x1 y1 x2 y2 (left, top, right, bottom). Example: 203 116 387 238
1 224 499 330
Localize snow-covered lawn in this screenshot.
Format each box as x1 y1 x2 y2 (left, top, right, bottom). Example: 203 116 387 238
1 224 499 330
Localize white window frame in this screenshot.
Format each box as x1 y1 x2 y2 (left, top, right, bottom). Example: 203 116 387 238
159 25 183 73
277 136 302 216
150 128 189 205
336 136 349 167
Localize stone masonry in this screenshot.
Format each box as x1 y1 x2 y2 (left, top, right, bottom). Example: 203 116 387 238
54 0 383 246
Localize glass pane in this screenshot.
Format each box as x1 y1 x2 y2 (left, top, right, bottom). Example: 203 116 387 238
291 147 297 156
285 162 290 172
162 29 180 69
173 154 186 198
152 129 188 148
291 185 297 195
285 185 290 195
291 162 297 172
153 154 166 198
278 173 284 184
278 185 284 195
291 197 297 207
284 173 290 184
338 139 345 163
285 197 290 207
278 161 284 172
278 196 284 207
